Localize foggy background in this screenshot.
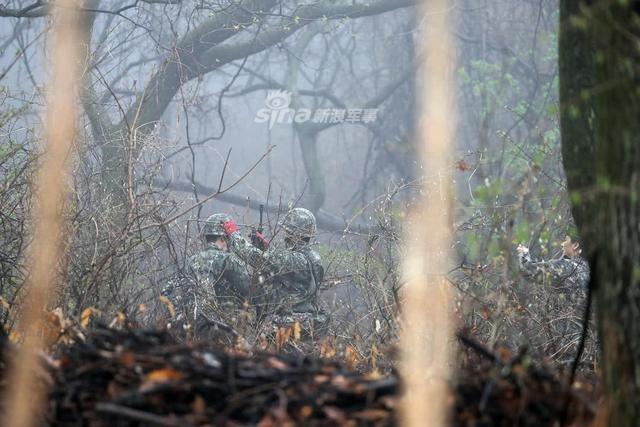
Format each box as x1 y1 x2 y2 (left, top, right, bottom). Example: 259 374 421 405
0 0 578 362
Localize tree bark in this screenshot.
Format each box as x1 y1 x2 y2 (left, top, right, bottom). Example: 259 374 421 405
559 0 596 242
560 1 640 425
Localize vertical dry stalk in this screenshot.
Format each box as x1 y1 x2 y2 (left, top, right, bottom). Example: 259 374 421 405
2 1 81 426
400 1 455 427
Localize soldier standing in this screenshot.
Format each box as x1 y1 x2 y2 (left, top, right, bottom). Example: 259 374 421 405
222 207 327 337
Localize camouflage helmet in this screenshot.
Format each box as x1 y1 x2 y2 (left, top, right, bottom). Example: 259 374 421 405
281 207 316 239
203 213 232 238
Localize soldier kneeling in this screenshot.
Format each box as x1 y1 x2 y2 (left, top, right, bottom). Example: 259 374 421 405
220 207 329 342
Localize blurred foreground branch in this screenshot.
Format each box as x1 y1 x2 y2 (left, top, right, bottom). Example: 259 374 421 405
400 1 455 426
2 1 82 426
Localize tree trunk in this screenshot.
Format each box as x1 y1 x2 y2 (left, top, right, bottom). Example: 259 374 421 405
296 127 325 213
559 0 596 240
560 2 640 425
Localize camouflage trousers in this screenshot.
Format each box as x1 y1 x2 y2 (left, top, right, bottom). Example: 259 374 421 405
161 278 248 341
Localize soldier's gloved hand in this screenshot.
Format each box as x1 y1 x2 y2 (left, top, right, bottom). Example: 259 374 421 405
223 220 239 236
250 230 269 250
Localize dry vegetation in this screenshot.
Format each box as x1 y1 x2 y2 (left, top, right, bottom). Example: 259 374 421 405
0 0 613 425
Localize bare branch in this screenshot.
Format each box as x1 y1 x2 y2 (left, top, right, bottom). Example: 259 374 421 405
0 0 181 18
141 146 275 231
153 179 377 234
120 0 416 135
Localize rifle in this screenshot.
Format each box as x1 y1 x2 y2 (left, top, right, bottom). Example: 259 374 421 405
250 204 268 250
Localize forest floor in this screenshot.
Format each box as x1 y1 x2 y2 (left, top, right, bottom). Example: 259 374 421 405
0 326 598 426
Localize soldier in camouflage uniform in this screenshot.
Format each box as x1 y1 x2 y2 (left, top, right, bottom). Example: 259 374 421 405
164 213 250 338
516 236 590 294
516 236 592 363
222 207 327 338
188 213 250 304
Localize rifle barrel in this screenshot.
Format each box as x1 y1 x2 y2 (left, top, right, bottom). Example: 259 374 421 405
259 204 264 229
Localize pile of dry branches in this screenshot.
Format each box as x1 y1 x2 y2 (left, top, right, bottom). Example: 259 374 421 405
0 326 597 426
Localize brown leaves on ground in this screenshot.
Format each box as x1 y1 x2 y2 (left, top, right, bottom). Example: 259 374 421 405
140 368 184 392
455 333 597 427
44 327 398 426
42 308 83 346
0 326 597 426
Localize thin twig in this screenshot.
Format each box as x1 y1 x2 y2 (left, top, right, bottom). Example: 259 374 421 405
217 148 232 192
141 146 274 231
95 403 195 427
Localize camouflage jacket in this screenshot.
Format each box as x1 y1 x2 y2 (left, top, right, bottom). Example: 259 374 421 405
188 243 251 303
228 233 324 315
518 251 590 294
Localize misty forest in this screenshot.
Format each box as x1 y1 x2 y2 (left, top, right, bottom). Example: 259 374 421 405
0 0 638 426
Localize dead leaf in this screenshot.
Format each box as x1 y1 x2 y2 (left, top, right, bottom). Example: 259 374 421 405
140 368 183 392
456 159 472 171
480 306 493 320
192 395 206 415
344 345 359 370
234 336 249 355
497 345 512 361
370 343 378 372
313 374 330 384
323 406 347 423
107 381 123 398
512 363 526 376
257 415 276 427
159 295 175 319
299 405 313 419
80 307 100 329
353 409 390 421
319 337 336 358
43 308 71 344
48 308 64 329
292 321 301 341
379 396 397 409
266 357 289 371
109 312 126 329
276 326 291 350
118 352 136 367
366 369 382 380
331 375 350 391
145 368 183 382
